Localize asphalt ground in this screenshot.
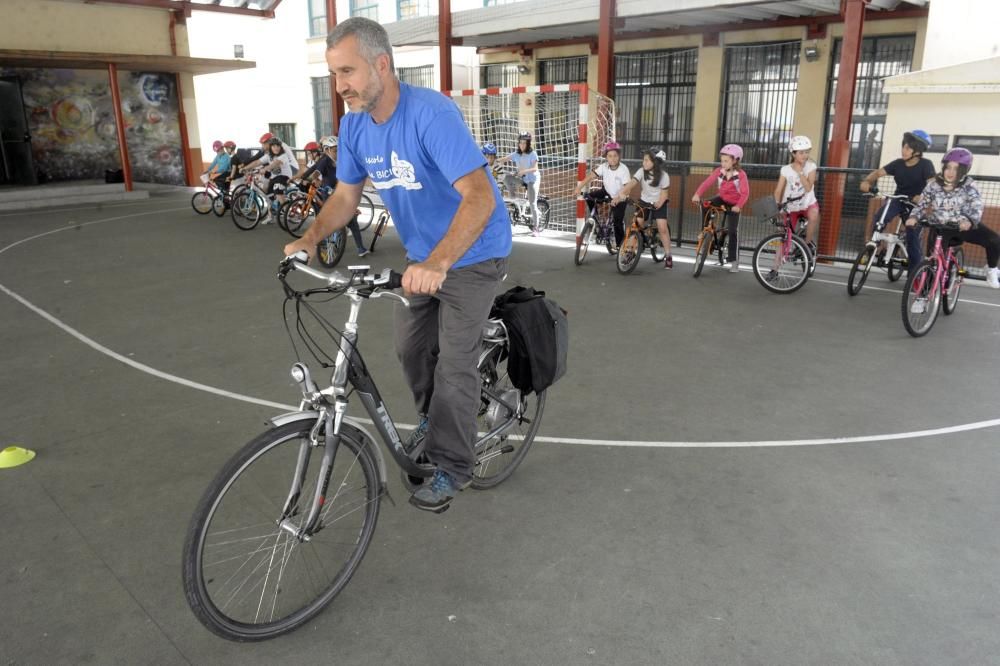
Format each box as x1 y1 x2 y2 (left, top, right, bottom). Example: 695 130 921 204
2 193 1000 665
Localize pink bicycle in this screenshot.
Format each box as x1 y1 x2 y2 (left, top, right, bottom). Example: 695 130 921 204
901 218 965 337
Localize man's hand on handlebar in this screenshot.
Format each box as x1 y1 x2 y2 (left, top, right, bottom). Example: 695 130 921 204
284 238 316 263
402 261 447 296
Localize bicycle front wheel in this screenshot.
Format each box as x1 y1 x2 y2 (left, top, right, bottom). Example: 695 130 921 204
317 230 347 268
574 218 594 266
616 228 643 275
901 262 941 337
191 191 213 215
752 234 810 294
692 231 712 278
472 342 546 489
355 194 375 231
182 421 381 642
847 245 875 296
942 248 963 315
231 191 261 230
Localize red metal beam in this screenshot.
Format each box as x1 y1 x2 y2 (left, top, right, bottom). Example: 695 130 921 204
438 0 453 91
596 0 615 98
107 63 134 191
819 0 868 257
175 73 196 186
325 0 344 135
81 0 280 18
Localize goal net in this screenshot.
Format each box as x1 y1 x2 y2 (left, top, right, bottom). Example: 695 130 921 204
445 84 616 235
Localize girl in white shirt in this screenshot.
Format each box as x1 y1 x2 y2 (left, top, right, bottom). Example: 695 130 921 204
574 141 631 248
620 148 672 269
774 135 820 247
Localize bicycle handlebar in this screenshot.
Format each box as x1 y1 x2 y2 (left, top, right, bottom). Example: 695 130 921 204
279 251 405 292
864 189 911 200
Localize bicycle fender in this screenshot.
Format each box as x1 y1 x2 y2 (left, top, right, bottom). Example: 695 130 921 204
269 411 388 486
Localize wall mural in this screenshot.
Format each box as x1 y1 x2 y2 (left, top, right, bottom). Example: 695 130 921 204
1 68 184 185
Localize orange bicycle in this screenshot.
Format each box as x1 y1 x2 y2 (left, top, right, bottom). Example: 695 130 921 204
692 201 732 278
616 201 665 274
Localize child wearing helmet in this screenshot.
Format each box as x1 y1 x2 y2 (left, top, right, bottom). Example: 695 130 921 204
497 132 542 235
202 140 232 190
573 141 631 249
905 147 1000 288
481 143 501 180
620 147 672 268
860 130 936 276
692 143 750 272
296 136 370 257
773 136 820 249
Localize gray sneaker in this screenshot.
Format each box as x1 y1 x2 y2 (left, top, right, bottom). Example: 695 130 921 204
409 469 466 513
729 259 740 273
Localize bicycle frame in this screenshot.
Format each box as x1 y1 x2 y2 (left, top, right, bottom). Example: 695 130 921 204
696 203 729 255
911 231 960 304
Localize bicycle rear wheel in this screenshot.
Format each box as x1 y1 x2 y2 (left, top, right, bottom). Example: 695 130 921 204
942 248 963 315
887 244 906 282
616 228 643 275
901 262 941 337
574 219 594 266
692 231 712 278
752 234 810 294
648 227 664 263
231 191 262 230
281 200 315 238
471 342 546 489
191 191 213 214
355 194 375 231
182 421 381 642
212 194 227 217
536 198 551 231
847 245 875 296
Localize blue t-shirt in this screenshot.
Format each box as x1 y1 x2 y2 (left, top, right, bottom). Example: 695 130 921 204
337 83 512 267
507 151 539 184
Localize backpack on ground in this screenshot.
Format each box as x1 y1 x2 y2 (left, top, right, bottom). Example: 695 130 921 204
491 285 568 394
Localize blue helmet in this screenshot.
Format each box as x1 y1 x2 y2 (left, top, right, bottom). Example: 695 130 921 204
482 142 497 156
903 129 931 153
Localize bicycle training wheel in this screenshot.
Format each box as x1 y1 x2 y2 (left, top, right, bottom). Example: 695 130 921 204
316 230 347 269
230 191 262 230
847 245 875 296
942 248 963 316
901 262 941 337
887 244 906 282
355 194 375 231
574 218 594 266
692 232 711 278
191 191 213 215
368 213 389 253
616 229 643 275
471 342 546 489
752 234 810 294
182 421 381 642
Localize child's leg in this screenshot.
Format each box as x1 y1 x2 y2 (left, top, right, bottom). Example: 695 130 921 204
656 218 671 256
611 202 627 247
805 206 821 245
725 210 740 262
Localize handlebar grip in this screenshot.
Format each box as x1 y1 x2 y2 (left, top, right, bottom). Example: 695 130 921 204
385 270 404 290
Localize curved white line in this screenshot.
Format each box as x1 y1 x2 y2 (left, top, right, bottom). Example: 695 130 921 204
2 206 999 448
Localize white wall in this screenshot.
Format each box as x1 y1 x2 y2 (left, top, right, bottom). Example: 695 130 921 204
923 0 1000 69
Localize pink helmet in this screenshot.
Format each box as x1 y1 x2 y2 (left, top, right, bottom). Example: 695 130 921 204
720 144 743 161
212 140 223 151
603 141 621 154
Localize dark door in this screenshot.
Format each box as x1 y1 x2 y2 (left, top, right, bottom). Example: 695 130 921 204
0 76 36 186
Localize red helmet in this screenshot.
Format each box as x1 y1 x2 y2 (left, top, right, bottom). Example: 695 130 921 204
211 140 223 151
259 132 274 143
303 141 320 152
223 140 236 148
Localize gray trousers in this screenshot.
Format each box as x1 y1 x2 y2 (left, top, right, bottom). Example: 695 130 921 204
394 257 508 484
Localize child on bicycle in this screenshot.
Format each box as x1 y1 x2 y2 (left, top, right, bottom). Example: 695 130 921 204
202 140 231 191
773 136 820 250
620 147 671 268
860 130 936 276
692 143 749 272
482 142 499 178
573 141 632 249
299 136 368 256
905 147 1000 288
498 131 542 235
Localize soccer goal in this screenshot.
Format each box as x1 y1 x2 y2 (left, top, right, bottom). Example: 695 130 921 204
445 83 616 236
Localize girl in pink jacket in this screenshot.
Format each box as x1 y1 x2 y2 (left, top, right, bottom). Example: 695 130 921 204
691 144 750 271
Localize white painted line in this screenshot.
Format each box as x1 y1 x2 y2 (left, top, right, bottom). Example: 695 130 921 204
2 204 1000 448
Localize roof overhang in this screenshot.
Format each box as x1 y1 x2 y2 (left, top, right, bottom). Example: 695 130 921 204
0 49 255 75
883 55 1000 94
61 0 283 19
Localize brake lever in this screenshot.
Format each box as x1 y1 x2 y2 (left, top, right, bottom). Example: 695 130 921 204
370 290 410 307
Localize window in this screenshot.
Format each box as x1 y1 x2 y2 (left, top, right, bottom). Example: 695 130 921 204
308 0 326 38
953 135 1000 155
480 63 519 88
398 65 436 89
397 0 433 19
929 134 949 153
269 123 296 148
823 35 916 169
350 0 378 20
311 77 333 142
483 0 518 5
614 49 697 162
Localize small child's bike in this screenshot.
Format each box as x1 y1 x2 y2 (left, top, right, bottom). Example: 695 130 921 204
847 189 913 296
751 195 815 294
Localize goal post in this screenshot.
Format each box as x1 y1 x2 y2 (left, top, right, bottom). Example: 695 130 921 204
445 83 616 240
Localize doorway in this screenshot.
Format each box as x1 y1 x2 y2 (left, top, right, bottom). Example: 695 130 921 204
0 76 36 186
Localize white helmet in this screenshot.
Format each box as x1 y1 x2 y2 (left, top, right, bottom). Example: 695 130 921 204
320 136 338 148
788 135 812 152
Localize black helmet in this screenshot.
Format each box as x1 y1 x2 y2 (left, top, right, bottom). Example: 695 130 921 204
266 137 283 147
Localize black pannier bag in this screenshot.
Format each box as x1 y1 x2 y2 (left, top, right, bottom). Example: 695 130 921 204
491 286 568 394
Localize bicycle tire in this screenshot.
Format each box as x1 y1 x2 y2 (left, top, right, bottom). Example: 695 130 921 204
574 219 594 266
616 228 643 275
182 421 381 642
536 198 551 231
285 201 317 239
368 213 389 253
692 231 711 278
470 341 546 489
316 230 347 268
648 227 665 263
847 245 875 296
942 248 963 315
191 191 213 215
212 194 227 217
901 262 941 337
752 234 810 294
355 195 375 231
230 191 261 230
887 244 906 282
